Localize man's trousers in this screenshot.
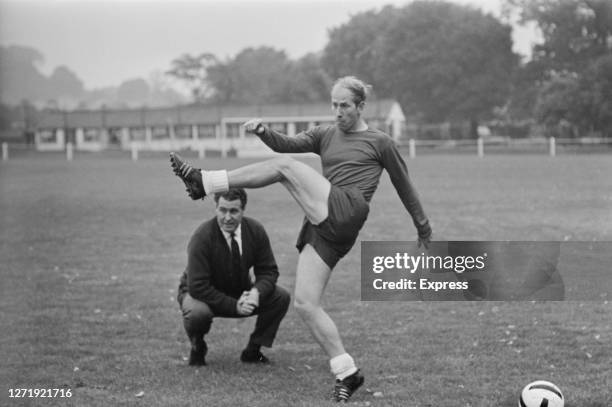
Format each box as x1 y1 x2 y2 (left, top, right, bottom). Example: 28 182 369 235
180 286 290 348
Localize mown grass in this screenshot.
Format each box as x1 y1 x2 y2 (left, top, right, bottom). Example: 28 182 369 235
1 152 611 406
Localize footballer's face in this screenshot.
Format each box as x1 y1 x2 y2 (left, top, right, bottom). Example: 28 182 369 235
331 85 364 132
215 197 244 234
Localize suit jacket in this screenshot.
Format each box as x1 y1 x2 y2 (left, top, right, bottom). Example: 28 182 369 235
178 216 279 316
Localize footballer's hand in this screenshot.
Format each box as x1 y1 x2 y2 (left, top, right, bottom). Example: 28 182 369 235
243 118 264 135
417 235 431 250
417 220 432 250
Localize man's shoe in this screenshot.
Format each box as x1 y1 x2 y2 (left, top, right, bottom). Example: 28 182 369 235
188 340 207 366
240 349 270 364
332 369 364 403
169 152 206 200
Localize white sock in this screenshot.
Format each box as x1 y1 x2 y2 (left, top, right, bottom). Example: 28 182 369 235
202 170 229 195
329 353 358 380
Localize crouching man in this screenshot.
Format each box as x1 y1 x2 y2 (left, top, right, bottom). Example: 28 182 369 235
177 188 290 365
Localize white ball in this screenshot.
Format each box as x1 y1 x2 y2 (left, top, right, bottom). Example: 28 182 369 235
519 380 564 407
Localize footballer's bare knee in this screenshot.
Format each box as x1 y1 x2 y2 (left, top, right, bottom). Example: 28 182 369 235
293 296 319 321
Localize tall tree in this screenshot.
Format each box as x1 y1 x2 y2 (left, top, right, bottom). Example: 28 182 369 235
323 1 519 124
166 53 218 101
205 47 331 104
48 66 85 99
217 47 292 104
534 72 580 130
507 0 612 75
535 54 612 137
322 5 399 87
0 46 52 105
284 53 333 103
579 54 612 135
205 60 235 104
169 47 330 105
117 78 150 105
506 0 612 134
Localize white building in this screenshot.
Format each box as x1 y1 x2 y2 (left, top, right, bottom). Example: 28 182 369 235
35 99 406 156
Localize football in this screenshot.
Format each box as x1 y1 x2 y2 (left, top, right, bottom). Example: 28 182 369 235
519 380 564 407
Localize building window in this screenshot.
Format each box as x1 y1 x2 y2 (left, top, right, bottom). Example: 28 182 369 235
197 124 216 139
151 126 169 140
39 129 57 143
65 128 76 144
226 123 240 139
108 128 121 145
174 125 192 140
130 127 146 142
83 128 100 143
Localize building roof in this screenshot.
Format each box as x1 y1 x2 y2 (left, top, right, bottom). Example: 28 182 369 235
37 99 401 129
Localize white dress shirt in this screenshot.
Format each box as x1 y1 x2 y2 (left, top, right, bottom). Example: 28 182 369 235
221 224 242 255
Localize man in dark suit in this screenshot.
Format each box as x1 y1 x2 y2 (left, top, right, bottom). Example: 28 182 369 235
177 188 290 366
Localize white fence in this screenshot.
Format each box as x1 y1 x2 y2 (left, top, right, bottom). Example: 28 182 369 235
2 137 612 162
402 136 612 158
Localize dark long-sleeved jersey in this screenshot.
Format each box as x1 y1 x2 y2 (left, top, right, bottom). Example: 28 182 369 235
258 125 429 229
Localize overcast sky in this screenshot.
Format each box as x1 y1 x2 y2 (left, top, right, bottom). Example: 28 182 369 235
0 0 539 90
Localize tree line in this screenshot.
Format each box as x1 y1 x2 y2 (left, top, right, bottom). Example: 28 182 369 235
166 0 611 138
1 0 610 140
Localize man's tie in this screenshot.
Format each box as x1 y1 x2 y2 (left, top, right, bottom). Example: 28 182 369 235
230 232 241 274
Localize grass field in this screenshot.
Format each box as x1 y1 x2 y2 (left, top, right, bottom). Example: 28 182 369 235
1 152 611 406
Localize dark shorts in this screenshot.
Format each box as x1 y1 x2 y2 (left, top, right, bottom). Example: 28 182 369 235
296 186 369 268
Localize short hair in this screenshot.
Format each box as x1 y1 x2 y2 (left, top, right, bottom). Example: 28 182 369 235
333 76 372 105
214 188 247 209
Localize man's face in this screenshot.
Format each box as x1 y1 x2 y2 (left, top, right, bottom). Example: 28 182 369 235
331 85 364 132
215 197 244 234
